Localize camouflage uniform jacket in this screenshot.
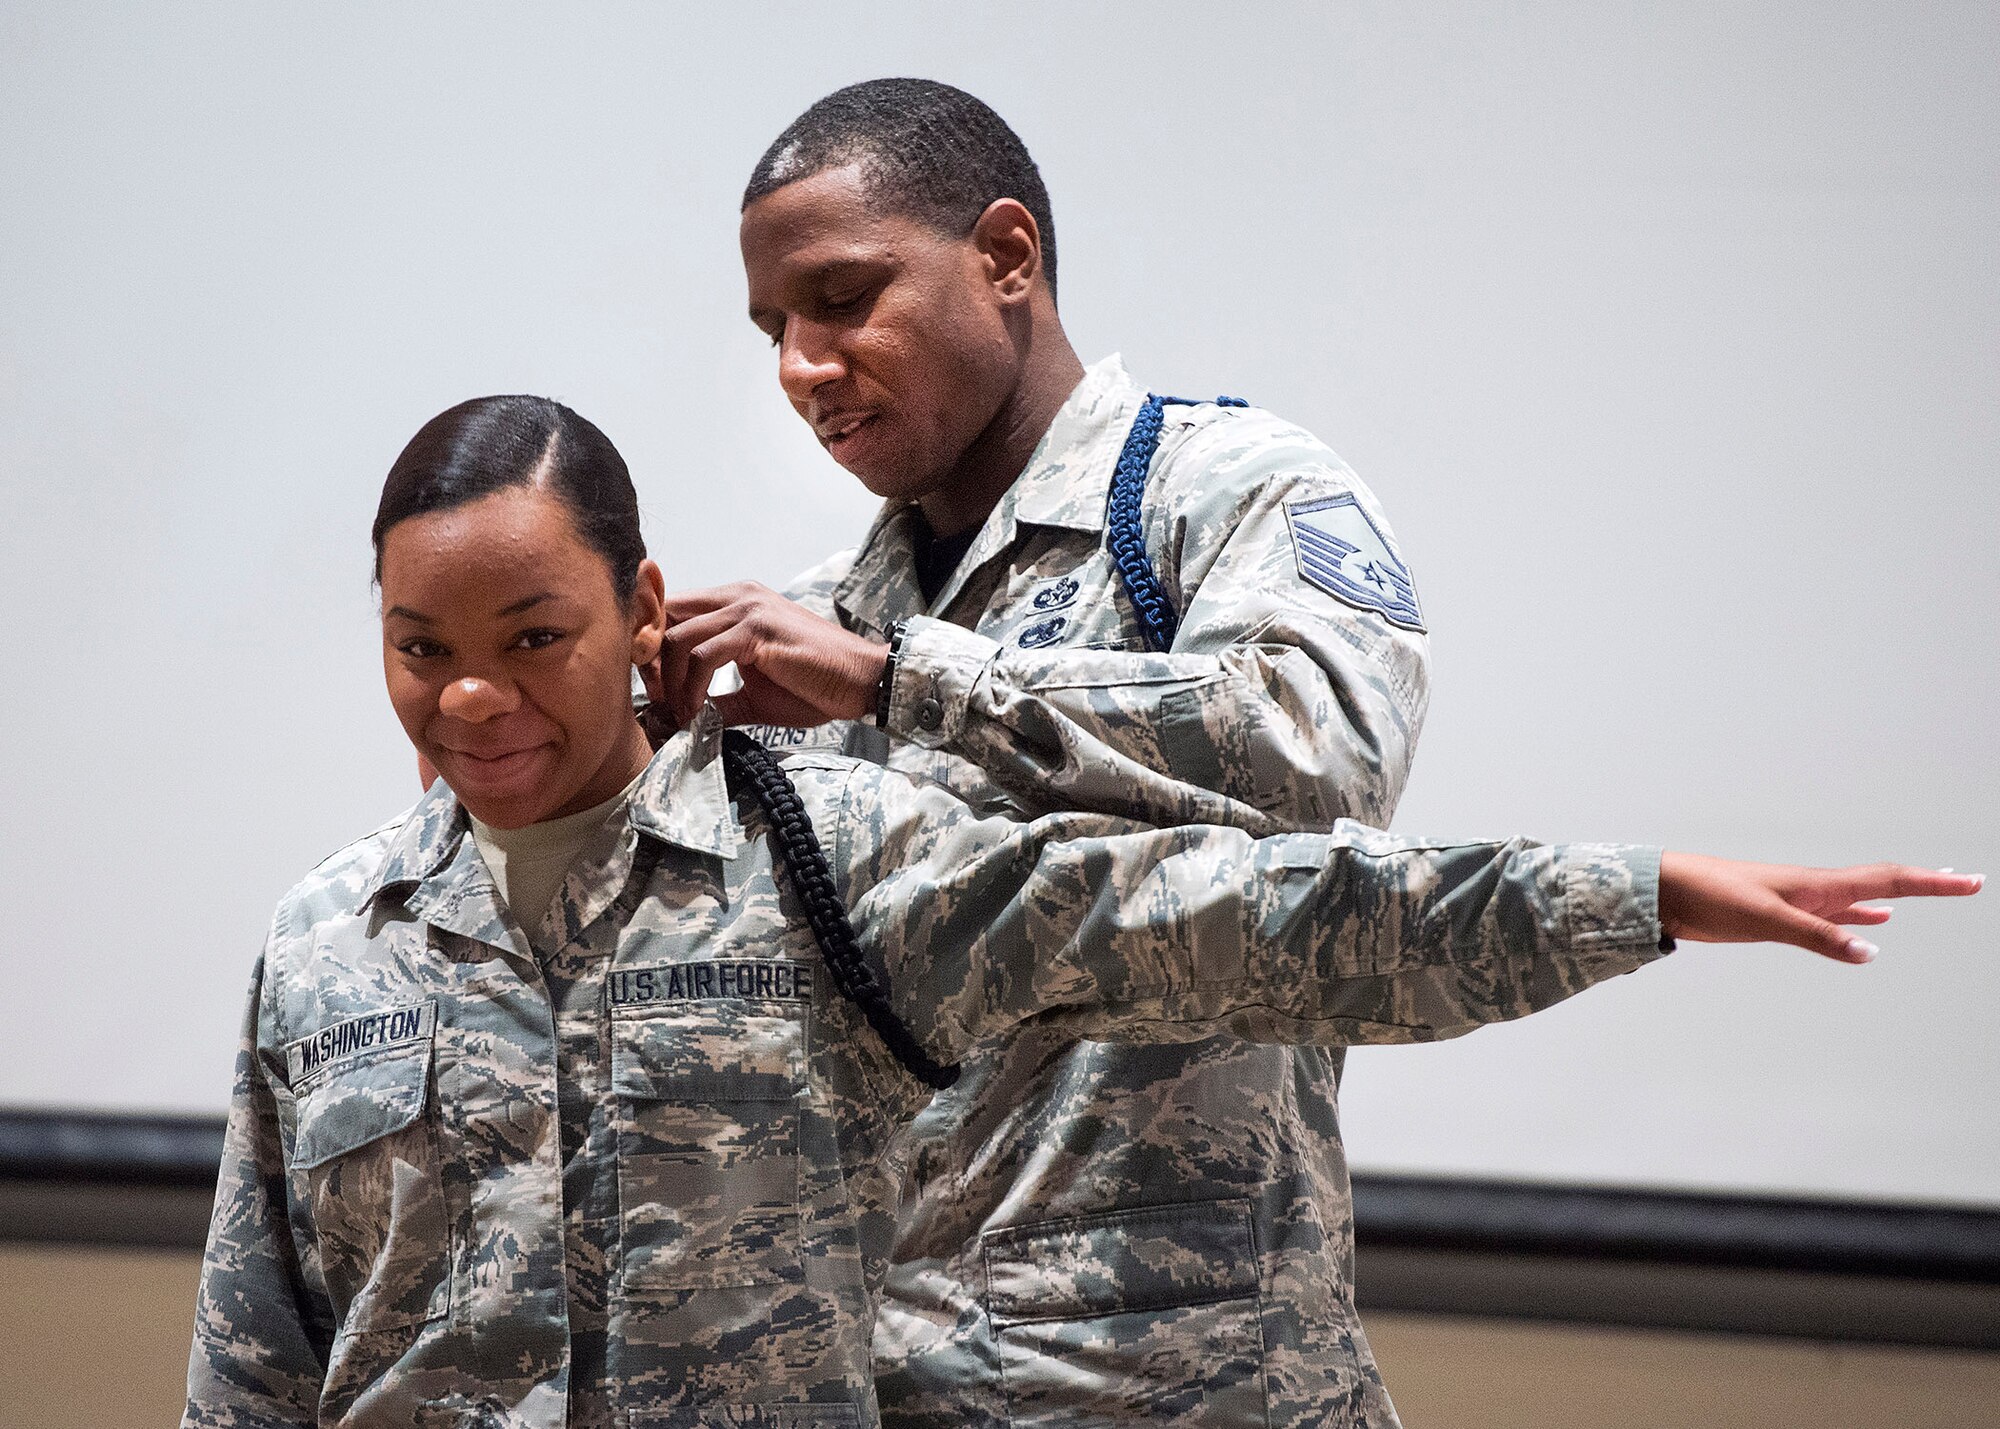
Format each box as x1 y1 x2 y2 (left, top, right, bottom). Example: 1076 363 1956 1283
185 712 1664 1429
780 357 1435 1428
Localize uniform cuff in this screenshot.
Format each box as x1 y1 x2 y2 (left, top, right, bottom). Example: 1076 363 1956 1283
1558 842 1669 955
883 617 1000 749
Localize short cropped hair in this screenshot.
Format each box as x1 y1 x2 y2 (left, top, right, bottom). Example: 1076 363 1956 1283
744 78 1059 297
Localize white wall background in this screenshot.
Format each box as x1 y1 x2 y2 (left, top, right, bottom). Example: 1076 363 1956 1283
2 2 1994 1206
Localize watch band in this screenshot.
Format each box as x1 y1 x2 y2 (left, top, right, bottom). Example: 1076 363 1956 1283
875 619 909 729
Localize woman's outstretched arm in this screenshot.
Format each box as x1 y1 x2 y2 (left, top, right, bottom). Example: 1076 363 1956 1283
820 759 1979 1063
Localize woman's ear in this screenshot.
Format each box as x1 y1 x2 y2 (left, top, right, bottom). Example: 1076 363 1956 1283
629 558 667 667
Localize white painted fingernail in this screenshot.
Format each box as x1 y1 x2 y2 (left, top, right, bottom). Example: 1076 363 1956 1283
1970 875 1985 891
1846 938 1879 962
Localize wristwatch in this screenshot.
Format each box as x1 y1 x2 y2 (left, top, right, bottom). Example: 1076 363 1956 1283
875 619 909 729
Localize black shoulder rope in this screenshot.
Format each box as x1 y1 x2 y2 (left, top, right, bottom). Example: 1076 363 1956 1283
719 729 959 1091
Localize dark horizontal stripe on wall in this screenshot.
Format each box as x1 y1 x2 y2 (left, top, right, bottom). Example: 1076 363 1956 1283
0 1107 225 1190
3 1104 2000 1304
1350 1173 2000 1285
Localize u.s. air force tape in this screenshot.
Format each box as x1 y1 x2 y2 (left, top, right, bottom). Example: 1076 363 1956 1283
609 960 814 1008
286 1002 436 1088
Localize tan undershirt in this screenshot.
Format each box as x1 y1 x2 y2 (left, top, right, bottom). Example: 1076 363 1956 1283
469 768 647 938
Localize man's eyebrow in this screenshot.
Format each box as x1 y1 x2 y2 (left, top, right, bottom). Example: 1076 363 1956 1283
384 605 431 624
497 592 556 617
748 255 882 322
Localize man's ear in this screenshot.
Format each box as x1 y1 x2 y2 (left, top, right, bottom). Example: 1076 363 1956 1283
629 558 667 667
972 198 1043 304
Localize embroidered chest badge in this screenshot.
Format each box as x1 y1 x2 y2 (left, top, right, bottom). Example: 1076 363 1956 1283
1030 576 1080 612
1284 494 1425 632
1017 615 1068 648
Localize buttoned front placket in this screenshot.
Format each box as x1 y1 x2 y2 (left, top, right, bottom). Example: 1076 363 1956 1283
351 724 888 1425
821 359 1152 815
532 810 655 1427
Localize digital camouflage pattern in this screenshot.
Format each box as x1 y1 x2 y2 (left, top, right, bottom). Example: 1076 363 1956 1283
186 708 1665 1428
782 357 1428 835
780 357 1438 1428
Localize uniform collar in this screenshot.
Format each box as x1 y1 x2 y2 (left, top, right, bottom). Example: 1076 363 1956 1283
360 710 744 919
1007 353 1147 535
626 706 745 861
831 354 1146 633
363 777 471 914
357 781 522 953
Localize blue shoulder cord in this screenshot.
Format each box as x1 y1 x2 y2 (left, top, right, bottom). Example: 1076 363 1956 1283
1105 393 1248 652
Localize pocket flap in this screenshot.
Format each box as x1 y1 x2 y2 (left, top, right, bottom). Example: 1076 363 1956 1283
611 1008 803 1103
627 1404 859 1428
981 1198 1256 1326
289 1007 436 1171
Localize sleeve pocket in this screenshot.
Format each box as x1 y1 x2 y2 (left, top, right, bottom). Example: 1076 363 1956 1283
979 1199 1268 1428
981 1197 1257 1326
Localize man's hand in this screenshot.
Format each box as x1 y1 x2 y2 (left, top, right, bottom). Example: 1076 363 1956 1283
656 583 889 731
1659 854 1982 963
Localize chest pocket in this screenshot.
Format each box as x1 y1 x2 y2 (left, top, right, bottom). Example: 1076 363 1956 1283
612 1006 806 1293
287 1008 450 1340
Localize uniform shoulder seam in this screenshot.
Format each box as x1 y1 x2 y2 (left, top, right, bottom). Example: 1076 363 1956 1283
270 812 413 932
308 809 412 876
1152 402 1349 496
782 545 863 603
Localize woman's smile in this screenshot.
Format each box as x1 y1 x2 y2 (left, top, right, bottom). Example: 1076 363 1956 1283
434 738 559 798
377 469 665 831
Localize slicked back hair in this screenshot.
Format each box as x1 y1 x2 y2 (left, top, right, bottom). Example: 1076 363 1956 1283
372 395 646 603
743 78 1059 298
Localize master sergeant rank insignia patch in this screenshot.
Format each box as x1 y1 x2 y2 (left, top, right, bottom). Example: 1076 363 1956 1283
1284 493 1425 632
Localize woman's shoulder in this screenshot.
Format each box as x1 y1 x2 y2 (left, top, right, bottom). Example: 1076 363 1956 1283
266 804 422 947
